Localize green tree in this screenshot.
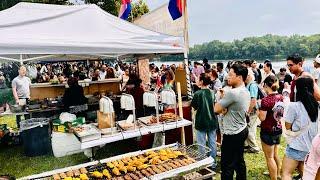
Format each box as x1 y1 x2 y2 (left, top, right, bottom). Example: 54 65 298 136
85 0 120 16
0 0 19 11
85 0 149 21
129 0 149 22
0 0 70 11
163 33 320 61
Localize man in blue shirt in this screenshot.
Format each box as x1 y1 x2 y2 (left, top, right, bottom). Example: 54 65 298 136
245 68 260 153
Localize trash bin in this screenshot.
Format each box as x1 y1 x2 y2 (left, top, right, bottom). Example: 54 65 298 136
20 118 51 157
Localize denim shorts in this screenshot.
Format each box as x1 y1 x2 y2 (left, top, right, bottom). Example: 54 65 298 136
286 146 308 161
260 131 281 145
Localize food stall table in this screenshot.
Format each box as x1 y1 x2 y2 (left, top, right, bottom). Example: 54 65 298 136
20 143 214 180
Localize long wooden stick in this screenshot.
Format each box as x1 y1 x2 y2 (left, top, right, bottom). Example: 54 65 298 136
177 82 185 145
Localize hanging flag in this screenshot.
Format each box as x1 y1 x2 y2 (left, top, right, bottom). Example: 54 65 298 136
119 0 131 20
168 0 184 20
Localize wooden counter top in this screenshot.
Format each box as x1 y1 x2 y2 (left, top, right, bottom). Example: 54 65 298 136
30 78 121 100
31 78 121 88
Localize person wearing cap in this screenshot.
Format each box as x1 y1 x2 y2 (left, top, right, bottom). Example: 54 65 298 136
12 66 31 105
313 54 320 88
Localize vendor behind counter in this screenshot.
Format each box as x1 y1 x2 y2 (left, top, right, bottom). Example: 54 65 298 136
125 75 144 118
62 77 87 110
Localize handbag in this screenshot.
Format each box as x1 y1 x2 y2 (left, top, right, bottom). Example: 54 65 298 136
271 101 285 135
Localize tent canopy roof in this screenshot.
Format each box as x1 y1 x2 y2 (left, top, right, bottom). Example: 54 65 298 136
0 2 184 57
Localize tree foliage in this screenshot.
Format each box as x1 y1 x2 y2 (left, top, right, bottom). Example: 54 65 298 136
128 0 149 22
0 0 70 11
162 34 320 61
0 0 149 22
188 34 320 60
85 0 120 16
85 0 149 22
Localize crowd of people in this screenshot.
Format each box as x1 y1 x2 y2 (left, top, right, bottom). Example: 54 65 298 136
0 60 182 92
22 61 139 84
190 54 320 180
2 54 320 179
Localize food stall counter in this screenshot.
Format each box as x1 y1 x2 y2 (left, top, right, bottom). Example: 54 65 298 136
30 78 122 100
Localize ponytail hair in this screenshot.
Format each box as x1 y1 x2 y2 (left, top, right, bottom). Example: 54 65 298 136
296 77 319 122
271 82 279 91
263 75 279 91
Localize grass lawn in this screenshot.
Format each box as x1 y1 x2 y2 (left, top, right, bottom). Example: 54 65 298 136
0 129 288 179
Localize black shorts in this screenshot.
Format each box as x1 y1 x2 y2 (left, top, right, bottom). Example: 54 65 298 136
260 131 281 146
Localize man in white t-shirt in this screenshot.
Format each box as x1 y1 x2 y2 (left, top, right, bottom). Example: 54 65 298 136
313 54 320 88
99 64 107 80
12 66 31 105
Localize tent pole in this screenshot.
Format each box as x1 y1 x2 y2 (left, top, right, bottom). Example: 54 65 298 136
181 0 192 146
182 0 192 100
20 54 23 65
22 54 62 62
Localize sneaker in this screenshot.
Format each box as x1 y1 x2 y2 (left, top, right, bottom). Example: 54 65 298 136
293 174 301 180
217 151 221 157
263 171 270 176
207 166 217 173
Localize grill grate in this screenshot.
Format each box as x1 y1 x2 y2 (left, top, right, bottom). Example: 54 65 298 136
173 143 211 161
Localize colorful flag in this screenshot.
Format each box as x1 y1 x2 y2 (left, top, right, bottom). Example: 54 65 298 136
119 0 131 20
168 0 184 20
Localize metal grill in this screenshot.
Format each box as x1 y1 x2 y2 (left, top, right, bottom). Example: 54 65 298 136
173 143 211 161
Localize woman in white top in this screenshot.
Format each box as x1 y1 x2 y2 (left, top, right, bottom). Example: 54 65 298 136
282 77 319 180
121 68 130 91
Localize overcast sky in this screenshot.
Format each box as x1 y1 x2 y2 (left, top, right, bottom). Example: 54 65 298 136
73 0 320 46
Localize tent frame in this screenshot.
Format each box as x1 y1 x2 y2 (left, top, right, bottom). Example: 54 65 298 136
0 54 125 64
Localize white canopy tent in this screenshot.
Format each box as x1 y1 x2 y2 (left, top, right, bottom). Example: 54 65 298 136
0 2 184 63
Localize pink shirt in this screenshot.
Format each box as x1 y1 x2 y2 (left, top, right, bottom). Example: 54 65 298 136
192 66 205 81
303 134 320 180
